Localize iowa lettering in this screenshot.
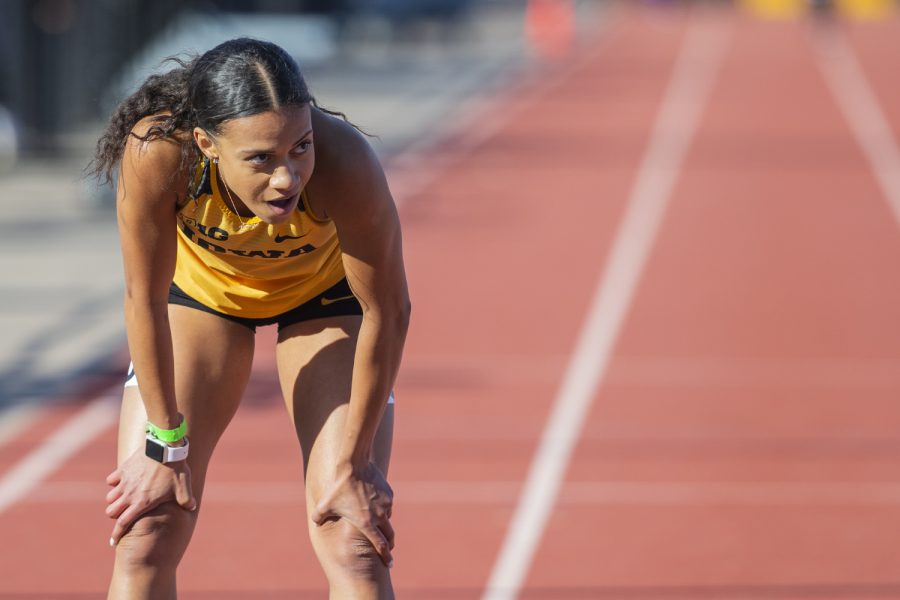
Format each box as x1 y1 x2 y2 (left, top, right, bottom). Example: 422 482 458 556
180 222 315 258
180 217 228 241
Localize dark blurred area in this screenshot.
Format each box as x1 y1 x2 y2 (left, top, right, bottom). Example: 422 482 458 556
0 0 186 157
0 0 478 161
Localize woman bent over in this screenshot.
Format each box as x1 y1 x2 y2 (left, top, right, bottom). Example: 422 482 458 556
91 38 410 599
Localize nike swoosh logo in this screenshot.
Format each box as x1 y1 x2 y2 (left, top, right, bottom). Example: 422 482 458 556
274 233 307 243
320 294 355 306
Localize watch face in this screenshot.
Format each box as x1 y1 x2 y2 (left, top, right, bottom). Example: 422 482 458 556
145 438 165 462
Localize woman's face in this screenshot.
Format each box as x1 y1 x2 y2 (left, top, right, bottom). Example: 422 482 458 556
194 104 314 224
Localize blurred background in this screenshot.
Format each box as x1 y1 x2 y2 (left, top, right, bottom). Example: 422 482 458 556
0 0 606 405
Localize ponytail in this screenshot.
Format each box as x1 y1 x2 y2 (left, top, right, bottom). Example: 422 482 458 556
88 56 197 184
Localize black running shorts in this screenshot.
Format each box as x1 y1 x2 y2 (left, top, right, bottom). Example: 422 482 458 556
168 278 363 333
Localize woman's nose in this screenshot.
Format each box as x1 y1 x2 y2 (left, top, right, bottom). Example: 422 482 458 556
270 164 300 192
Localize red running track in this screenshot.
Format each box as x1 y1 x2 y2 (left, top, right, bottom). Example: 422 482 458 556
2 4 900 599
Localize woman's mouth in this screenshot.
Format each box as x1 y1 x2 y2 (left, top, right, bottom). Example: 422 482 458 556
267 194 298 215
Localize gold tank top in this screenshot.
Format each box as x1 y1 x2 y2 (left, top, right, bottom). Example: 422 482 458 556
173 160 345 318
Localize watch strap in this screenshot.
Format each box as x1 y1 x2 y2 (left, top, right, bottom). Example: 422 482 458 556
164 439 190 463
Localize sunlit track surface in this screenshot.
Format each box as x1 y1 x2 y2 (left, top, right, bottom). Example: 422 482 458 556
3 3 900 598
484 7 731 599
520 4 900 599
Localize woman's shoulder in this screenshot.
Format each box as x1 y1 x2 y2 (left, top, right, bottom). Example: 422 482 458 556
310 108 383 193
308 107 393 223
120 114 193 197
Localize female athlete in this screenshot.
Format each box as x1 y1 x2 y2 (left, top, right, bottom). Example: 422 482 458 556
91 38 410 599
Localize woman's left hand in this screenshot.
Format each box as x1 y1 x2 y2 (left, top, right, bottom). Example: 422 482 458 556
311 461 395 568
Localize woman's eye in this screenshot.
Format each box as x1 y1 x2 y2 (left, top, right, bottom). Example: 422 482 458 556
294 140 312 154
249 154 269 164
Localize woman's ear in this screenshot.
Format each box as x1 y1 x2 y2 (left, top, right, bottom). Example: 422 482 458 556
193 127 217 161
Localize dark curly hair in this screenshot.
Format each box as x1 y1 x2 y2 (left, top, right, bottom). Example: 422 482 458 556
89 38 353 185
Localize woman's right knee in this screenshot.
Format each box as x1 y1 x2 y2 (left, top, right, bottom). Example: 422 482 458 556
115 501 198 572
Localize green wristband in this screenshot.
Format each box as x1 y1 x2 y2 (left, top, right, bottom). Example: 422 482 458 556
146 414 187 443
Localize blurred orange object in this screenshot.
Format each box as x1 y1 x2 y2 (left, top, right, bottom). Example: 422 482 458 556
836 0 895 20
739 0 807 19
526 0 576 60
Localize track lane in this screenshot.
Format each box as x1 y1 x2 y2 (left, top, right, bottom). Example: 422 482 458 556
484 5 730 598
389 9 688 594
526 6 900 599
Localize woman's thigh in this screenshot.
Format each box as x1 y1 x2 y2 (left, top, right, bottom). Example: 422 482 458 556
274 315 393 482
115 304 256 501
275 315 394 584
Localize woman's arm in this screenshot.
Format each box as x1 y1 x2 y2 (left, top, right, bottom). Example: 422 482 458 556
117 124 184 430
333 157 410 472
105 123 197 546
308 118 411 567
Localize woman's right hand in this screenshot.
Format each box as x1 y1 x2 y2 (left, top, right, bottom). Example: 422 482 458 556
104 444 197 546
310 461 395 567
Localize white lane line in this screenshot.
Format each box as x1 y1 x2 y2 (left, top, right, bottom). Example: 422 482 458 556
0 401 43 450
813 26 900 229
0 394 118 515
481 11 731 600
